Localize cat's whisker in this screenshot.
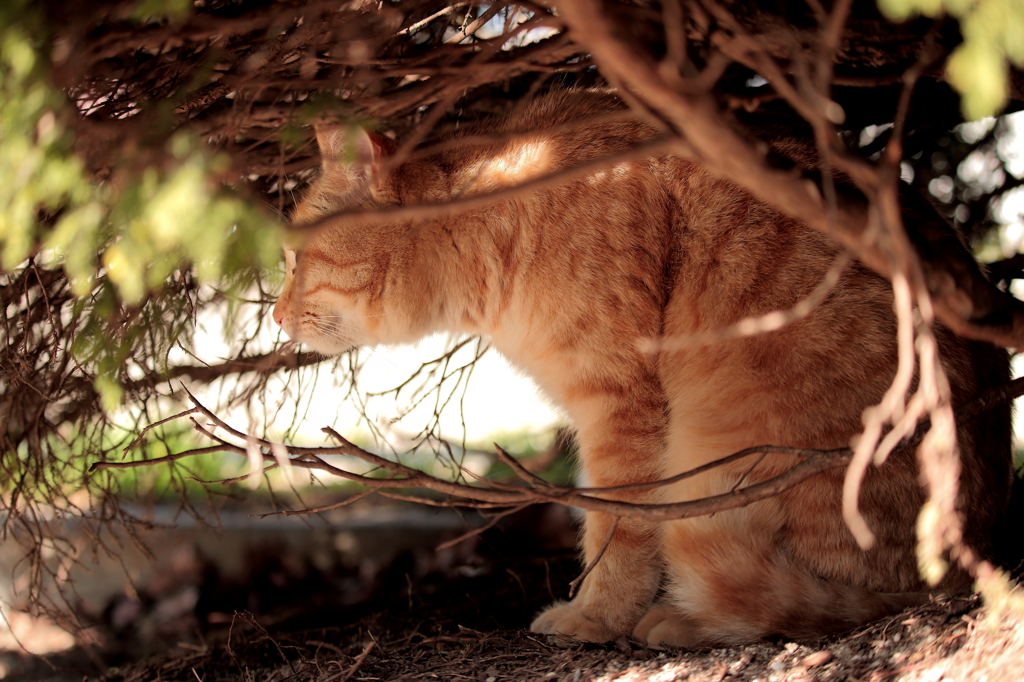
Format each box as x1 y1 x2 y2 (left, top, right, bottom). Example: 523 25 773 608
359 345 401 370
317 313 388 320
311 321 350 338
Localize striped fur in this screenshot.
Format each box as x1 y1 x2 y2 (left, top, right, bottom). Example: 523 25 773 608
272 90 1013 648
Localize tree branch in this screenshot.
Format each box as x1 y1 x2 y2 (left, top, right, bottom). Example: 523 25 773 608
554 0 1024 349
123 349 325 392
91 392 858 520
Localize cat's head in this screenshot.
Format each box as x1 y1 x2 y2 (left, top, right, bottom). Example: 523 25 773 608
272 125 421 355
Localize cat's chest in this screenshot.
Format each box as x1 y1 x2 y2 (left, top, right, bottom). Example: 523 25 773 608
483 304 628 412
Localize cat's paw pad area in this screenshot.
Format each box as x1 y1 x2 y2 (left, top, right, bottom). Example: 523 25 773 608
530 601 620 643
632 603 702 649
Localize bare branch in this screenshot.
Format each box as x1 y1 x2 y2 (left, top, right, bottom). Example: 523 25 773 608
125 349 324 390
435 503 531 550
121 406 201 454
554 0 1024 350
444 3 506 45
494 443 555 491
101 393 858 522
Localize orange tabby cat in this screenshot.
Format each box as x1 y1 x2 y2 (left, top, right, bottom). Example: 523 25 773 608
272 90 1012 648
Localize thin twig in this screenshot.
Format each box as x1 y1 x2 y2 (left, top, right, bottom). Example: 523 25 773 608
568 518 617 599
120 407 201 454
104 392 858 521
646 252 851 351
396 3 471 37
435 503 531 550
331 641 375 682
444 3 506 44
252 489 376 518
90 445 227 472
494 443 555 490
730 452 768 493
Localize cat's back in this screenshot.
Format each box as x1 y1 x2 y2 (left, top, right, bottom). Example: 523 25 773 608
383 90 664 203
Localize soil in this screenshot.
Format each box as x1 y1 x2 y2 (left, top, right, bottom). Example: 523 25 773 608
3 503 1022 682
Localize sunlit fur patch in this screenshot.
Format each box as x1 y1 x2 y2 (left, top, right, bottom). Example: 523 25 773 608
486 140 552 184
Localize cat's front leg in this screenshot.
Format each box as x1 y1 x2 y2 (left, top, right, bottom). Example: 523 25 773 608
529 383 666 642
531 510 662 642
516 321 667 638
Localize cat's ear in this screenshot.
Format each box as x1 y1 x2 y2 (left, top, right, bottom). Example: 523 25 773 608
314 125 394 186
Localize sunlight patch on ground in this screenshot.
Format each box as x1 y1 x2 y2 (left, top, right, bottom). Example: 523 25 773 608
592 661 689 681
0 609 75 663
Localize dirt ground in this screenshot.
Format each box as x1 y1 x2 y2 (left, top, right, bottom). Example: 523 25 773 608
3 503 1022 682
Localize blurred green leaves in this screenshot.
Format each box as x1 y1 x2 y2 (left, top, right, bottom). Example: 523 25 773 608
0 22 89 273
878 0 1024 120
0 1 282 412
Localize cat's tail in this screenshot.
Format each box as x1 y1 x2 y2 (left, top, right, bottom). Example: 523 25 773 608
747 575 928 643
655 525 932 648
639 578 927 648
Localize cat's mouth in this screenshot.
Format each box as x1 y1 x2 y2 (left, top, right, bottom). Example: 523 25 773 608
273 303 361 355
292 313 363 356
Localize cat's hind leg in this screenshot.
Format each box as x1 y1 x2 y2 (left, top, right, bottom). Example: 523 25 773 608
632 603 704 649
637 508 929 648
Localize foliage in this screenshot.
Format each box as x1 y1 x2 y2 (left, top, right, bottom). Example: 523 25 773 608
1 4 280 396
879 0 1024 120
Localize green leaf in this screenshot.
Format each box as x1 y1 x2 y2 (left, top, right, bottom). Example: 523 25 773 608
948 40 1009 120
95 375 124 414
878 0 1023 118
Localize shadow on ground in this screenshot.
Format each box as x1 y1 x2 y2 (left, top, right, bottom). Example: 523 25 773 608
2 501 1022 682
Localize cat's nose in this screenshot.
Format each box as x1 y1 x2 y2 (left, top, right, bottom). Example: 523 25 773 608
272 305 284 327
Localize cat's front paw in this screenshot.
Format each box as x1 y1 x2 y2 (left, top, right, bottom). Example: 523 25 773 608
632 603 703 649
530 601 623 643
